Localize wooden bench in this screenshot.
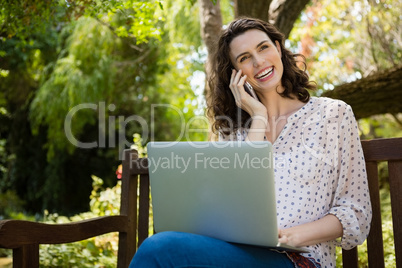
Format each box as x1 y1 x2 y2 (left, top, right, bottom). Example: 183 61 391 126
0 138 401 267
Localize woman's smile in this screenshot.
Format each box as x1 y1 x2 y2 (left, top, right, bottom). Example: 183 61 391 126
255 66 274 81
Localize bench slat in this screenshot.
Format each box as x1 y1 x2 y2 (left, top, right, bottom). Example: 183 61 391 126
138 174 150 247
118 149 140 267
361 138 402 161
130 158 149 174
13 244 39 268
389 160 402 267
342 247 358 268
366 161 385 268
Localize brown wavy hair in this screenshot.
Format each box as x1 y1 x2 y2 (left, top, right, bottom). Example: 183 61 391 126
207 17 316 135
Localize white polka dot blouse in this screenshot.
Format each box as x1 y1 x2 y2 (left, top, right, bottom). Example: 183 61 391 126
219 97 372 268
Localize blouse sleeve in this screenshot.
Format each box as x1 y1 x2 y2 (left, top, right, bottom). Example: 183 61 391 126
328 103 372 250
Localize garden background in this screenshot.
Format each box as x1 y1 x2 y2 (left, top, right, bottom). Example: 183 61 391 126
0 0 401 266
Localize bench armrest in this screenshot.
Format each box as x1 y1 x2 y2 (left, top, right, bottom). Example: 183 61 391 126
0 216 127 249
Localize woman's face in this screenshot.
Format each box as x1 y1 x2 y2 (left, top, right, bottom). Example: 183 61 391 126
229 29 283 93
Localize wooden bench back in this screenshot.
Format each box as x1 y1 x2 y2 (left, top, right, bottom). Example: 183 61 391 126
0 138 401 267
341 138 402 268
129 138 402 268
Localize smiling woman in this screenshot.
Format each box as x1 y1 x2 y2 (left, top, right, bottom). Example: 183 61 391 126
208 17 371 268
129 17 372 268
208 18 316 144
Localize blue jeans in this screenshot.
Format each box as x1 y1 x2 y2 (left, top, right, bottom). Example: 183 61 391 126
129 231 294 268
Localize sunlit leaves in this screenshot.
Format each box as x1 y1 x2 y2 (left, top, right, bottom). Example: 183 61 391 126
163 0 202 49
97 0 165 44
288 0 402 92
0 0 166 46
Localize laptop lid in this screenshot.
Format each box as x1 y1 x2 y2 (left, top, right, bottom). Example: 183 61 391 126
147 141 308 253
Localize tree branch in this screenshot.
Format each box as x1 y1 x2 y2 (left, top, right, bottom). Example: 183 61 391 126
322 65 402 119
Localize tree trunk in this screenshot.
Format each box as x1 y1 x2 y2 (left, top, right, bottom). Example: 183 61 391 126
322 65 402 119
198 0 223 140
199 0 223 79
234 0 272 22
269 0 311 38
234 0 310 38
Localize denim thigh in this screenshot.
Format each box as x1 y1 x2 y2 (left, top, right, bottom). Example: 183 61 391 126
130 231 294 268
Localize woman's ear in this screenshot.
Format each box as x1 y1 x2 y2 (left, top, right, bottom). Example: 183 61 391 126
275 40 282 57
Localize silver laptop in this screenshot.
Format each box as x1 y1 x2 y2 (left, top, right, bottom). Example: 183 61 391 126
147 141 309 253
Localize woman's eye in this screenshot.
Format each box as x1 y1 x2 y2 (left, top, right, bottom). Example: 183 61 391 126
239 56 248 62
260 45 269 51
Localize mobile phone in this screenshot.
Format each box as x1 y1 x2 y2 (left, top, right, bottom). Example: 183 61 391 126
244 82 258 99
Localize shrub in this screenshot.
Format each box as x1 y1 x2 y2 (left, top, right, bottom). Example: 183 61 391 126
39 176 121 267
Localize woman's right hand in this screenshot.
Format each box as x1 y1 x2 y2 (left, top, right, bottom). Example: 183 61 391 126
229 69 267 117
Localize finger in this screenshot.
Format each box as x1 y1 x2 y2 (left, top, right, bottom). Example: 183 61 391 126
230 70 241 100
278 228 289 244
234 69 243 84
238 74 247 88
230 69 238 91
278 236 287 244
230 69 242 85
236 75 250 101
230 69 236 86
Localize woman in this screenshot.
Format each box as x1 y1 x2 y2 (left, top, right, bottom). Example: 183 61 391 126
130 17 372 268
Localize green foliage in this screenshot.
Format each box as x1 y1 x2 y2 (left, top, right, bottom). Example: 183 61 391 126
131 133 147 157
220 0 235 25
29 0 207 160
79 0 165 44
0 190 26 219
36 135 147 266
147 0 211 142
380 188 397 267
0 138 9 188
111 1 164 44
39 176 121 267
359 114 402 139
0 0 209 216
90 175 121 216
163 0 202 48
0 0 164 45
40 240 117 267
30 16 118 158
0 0 65 42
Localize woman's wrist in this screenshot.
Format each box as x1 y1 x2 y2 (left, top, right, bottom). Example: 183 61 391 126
278 215 343 247
250 106 267 118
